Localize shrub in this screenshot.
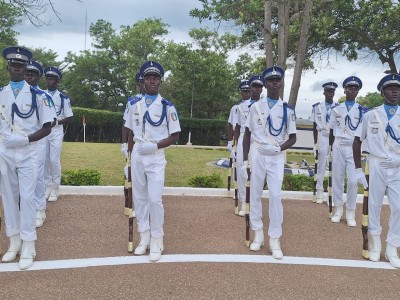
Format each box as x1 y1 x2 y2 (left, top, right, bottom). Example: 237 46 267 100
187 173 223 188
61 169 102 186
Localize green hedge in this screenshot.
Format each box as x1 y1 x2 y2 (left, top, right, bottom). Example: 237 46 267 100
187 173 223 188
61 169 102 186
65 107 226 145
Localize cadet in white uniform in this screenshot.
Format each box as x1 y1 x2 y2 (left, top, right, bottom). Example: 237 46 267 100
43 67 74 202
234 77 260 216
124 61 181 262
328 76 367 227
242 66 297 259
0 46 54 270
25 60 56 227
354 74 400 268
311 82 338 203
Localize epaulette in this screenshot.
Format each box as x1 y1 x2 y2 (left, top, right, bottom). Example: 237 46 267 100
30 86 45 95
128 95 142 105
59 91 69 100
358 105 369 113
284 102 295 111
162 98 174 106
331 103 340 109
312 102 320 107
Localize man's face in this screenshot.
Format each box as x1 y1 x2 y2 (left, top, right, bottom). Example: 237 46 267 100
383 85 400 105
45 75 59 90
25 70 41 86
144 74 161 95
323 88 335 101
240 89 250 100
8 62 26 82
250 84 263 99
344 85 360 100
265 78 282 92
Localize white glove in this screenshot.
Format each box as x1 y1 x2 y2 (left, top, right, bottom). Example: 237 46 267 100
257 145 281 156
3 134 29 148
121 143 128 158
226 141 236 159
355 168 368 189
313 145 317 158
137 143 157 155
380 155 400 169
241 161 249 181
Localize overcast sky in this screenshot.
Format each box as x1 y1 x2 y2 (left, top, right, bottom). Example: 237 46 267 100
15 0 388 119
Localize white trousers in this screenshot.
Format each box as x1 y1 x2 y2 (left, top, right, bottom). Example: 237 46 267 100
0 143 39 241
368 158 400 247
249 145 284 238
131 146 166 238
331 141 357 209
44 125 64 189
316 132 329 191
34 138 47 210
236 134 245 203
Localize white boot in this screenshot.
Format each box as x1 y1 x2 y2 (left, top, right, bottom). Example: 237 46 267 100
269 238 283 260
250 229 264 251
2 235 22 262
45 187 52 200
316 189 324 204
149 236 164 262
346 209 356 227
331 205 343 223
238 202 246 217
19 241 36 270
369 235 381 262
48 188 59 202
134 230 150 255
385 243 400 268
36 210 47 228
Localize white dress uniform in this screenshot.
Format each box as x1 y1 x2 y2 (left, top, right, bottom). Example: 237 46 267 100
355 105 400 247
33 88 56 214
311 101 337 192
0 82 55 241
235 99 253 204
245 98 297 238
328 101 366 211
125 94 181 238
44 89 73 194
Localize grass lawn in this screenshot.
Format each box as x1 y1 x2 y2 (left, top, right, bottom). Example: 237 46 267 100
61 143 234 187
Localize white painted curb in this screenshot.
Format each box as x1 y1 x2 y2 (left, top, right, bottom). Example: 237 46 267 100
59 186 388 204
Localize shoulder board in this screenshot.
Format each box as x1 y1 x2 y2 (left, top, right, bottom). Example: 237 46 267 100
358 105 369 113
331 103 340 109
30 86 42 94
283 102 295 111
59 92 69 100
312 102 320 107
128 95 142 105
162 98 174 106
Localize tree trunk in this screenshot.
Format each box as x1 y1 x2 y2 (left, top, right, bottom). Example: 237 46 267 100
264 0 273 67
277 0 290 99
289 0 314 108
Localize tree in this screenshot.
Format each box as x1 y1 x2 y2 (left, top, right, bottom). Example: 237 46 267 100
5 0 81 26
0 1 22 85
311 0 400 73
62 18 169 111
357 92 383 108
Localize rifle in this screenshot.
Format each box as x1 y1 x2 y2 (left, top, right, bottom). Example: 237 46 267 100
0 201 2 255
362 158 370 259
328 146 333 219
123 163 130 216
127 136 134 253
227 158 232 191
312 143 319 203
245 163 250 247
233 144 239 214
